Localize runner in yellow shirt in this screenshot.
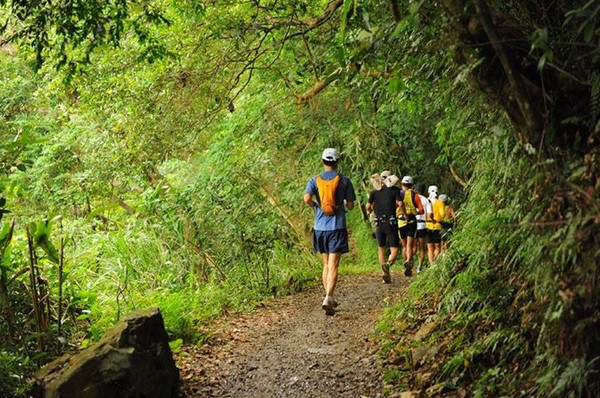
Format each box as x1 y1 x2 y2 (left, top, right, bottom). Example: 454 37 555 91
439 194 455 251
397 176 423 276
426 186 445 263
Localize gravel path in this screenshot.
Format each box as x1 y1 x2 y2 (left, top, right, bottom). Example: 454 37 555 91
178 272 409 398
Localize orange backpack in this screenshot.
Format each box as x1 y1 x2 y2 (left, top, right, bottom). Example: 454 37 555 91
316 174 341 216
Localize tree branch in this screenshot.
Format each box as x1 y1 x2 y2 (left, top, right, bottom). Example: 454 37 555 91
389 0 401 22
473 0 543 146
301 32 319 80
449 164 468 187
263 0 344 29
294 67 345 105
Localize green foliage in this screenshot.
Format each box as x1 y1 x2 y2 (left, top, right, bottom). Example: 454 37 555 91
564 1 600 44
549 356 600 398
2 1 462 392
0 350 35 398
0 53 43 188
378 97 600 395
1 1 599 397
0 0 172 73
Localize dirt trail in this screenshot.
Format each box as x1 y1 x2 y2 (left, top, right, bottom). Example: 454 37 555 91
177 272 408 398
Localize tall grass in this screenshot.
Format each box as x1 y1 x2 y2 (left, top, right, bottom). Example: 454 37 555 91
376 117 600 396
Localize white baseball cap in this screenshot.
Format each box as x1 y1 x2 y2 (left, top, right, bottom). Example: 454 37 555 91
428 185 438 194
401 175 413 184
439 194 448 202
322 148 339 162
384 175 399 188
380 170 392 179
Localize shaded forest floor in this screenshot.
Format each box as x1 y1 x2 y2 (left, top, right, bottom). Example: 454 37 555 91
176 272 408 398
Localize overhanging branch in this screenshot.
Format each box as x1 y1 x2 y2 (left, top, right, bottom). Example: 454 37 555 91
293 64 391 105
263 0 344 30
473 0 543 145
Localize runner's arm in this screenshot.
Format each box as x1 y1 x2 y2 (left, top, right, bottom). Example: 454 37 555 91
344 177 357 210
397 200 407 218
366 190 375 214
448 206 456 223
416 194 424 214
303 193 317 208
426 202 435 222
303 178 317 208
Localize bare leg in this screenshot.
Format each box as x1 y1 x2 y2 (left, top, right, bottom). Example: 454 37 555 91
377 246 387 266
417 237 426 268
427 243 435 264
388 246 400 264
321 252 341 315
324 252 341 296
406 237 415 263
321 253 329 293
433 243 441 261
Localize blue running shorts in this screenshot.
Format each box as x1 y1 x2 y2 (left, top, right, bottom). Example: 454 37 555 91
313 229 349 254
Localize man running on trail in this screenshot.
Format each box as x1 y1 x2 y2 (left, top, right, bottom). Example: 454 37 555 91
367 174 383 239
397 176 423 277
413 183 429 273
303 148 356 316
426 186 444 263
366 173 402 283
439 194 456 251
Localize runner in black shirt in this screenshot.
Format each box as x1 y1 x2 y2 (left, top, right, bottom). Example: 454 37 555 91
366 177 402 283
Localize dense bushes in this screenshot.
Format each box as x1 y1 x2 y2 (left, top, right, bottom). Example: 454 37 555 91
1 1 599 397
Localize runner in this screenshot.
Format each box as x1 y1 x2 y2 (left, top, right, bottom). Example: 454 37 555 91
366 173 402 284
397 176 423 277
303 148 356 316
367 173 383 239
426 186 444 263
428 185 438 204
439 194 456 251
413 183 429 273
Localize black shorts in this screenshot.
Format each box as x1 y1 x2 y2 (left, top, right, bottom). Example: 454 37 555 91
426 229 441 244
375 222 400 248
416 228 427 239
399 222 417 239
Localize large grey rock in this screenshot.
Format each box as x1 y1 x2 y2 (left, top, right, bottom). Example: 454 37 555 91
34 308 179 398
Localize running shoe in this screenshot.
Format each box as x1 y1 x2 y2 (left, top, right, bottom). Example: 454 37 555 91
382 262 391 284
322 295 335 316
404 261 413 277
